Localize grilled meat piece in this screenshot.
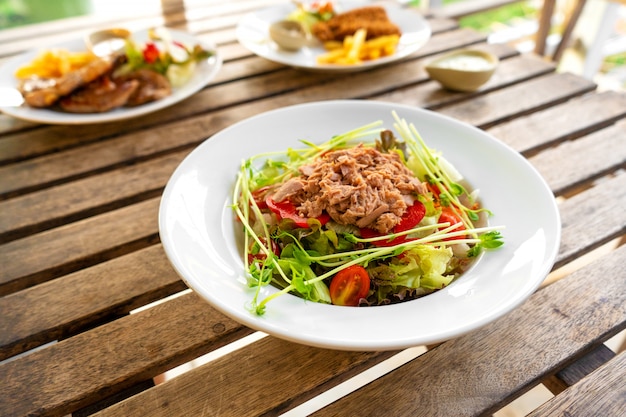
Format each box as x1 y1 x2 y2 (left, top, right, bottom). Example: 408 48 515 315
113 69 171 106
19 57 115 108
59 76 139 113
312 6 401 42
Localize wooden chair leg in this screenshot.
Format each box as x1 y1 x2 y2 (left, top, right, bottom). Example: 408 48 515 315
535 0 556 56
552 0 588 62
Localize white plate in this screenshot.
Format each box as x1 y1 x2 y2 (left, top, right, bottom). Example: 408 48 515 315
0 29 222 125
236 1 431 72
159 100 561 351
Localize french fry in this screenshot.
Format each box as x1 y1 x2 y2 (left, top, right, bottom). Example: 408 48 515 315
14 49 97 79
316 30 400 65
323 41 343 51
347 28 366 61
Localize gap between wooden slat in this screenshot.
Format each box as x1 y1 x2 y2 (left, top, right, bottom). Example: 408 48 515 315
541 236 623 288
280 345 429 416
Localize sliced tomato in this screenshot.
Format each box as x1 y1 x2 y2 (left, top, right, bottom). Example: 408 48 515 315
142 42 160 64
329 265 370 306
439 206 467 240
360 201 426 247
265 197 330 228
247 237 280 265
394 201 426 233
359 227 402 247
250 186 271 209
427 182 442 198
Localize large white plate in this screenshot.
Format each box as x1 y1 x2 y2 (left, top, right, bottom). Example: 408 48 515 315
236 1 431 72
0 29 222 125
159 100 561 351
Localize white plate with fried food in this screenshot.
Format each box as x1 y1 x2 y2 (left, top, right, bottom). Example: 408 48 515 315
0 28 222 125
236 1 431 72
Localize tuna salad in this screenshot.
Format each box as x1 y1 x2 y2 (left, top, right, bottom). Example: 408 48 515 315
233 112 504 315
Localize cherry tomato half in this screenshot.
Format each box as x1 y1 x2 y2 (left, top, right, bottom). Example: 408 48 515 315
142 42 160 64
247 237 280 265
360 201 426 247
439 207 467 240
329 265 370 306
250 186 271 209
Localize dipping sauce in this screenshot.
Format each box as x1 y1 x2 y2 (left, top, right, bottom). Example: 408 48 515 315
433 54 494 71
85 28 131 57
269 20 306 51
91 38 127 57
91 38 126 56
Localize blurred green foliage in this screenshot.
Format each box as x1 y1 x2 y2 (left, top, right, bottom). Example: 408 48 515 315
0 0 92 29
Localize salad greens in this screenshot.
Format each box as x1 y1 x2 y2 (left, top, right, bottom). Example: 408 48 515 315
115 27 213 87
287 1 336 35
233 112 504 315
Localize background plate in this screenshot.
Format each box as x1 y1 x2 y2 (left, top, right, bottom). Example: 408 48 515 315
236 1 431 72
0 28 222 125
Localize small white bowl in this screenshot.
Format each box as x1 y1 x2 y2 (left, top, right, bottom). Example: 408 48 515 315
85 28 131 57
268 20 307 51
425 49 499 92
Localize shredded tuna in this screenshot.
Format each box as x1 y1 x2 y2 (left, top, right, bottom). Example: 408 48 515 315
273 145 427 233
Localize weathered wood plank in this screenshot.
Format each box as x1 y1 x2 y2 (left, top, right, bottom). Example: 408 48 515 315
92 337 398 417
373 50 555 107
0 244 186 361
311 244 626 417
487 90 626 156
0 292 255 417
528 120 626 196
0 150 189 242
553 173 626 269
528 351 626 417
0 198 160 296
435 71 597 129
543 344 616 395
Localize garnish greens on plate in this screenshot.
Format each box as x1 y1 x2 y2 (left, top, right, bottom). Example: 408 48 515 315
233 111 504 315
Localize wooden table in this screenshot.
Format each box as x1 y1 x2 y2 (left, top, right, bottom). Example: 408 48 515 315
1 1 625 416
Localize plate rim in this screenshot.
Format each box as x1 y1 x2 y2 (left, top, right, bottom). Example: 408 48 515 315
158 99 562 351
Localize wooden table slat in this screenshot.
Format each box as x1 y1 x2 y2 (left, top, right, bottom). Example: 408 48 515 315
437 71 597 129
0 198 160 295
0 244 186 361
0 292 254 417
529 119 626 195
554 172 626 269
488 90 626 155
0 150 189 242
528 351 626 417
543 343 616 395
